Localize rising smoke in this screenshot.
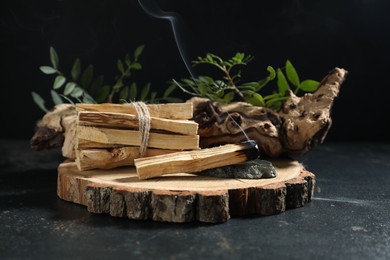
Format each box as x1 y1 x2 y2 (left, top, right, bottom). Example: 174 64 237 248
137 0 252 144
137 0 197 78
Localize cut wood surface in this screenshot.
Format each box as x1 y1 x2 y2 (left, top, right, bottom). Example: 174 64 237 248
76 103 193 119
57 159 315 223
76 139 125 149
76 147 176 171
62 114 77 159
78 111 198 135
134 142 259 180
76 126 199 150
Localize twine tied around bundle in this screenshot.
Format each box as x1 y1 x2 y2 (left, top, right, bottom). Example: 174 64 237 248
129 101 151 157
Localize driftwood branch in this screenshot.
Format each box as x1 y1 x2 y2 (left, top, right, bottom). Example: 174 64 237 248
190 68 347 157
30 104 76 158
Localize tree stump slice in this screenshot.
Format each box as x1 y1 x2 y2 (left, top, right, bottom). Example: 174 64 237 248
57 159 315 223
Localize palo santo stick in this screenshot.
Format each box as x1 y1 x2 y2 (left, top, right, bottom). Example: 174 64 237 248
76 147 177 171
77 139 124 149
134 141 259 180
76 103 193 119
77 126 199 150
78 111 198 136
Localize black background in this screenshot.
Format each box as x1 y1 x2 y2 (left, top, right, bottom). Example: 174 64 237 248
1 0 389 141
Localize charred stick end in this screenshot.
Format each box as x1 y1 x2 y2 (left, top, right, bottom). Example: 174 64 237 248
239 140 260 161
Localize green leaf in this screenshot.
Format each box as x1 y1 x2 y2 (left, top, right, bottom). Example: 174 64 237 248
90 75 104 95
51 90 63 105
53 75 66 89
64 82 77 95
244 92 265 106
150 91 157 103
276 68 290 95
125 53 131 66
50 47 59 69
249 66 276 92
140 83 150 101
163 84 177 98
129 83 137 101
210 53 223 63
71 87 84 98
243 54 254 64
80 64 93 88
71 58 81 81
285 60 300 87
197 84 208 96
232 52 244 63
265 96 289 109
299 80 320 92
222 91 235 103
134 45 145 60
239 82 259 91
267 66 276 80
131 63 142 70
94 85 110 103
206 53 213 62
263 93 281 101
31 92 48 112
40 66 57 74
214 89 224 98
199 76 214 85
119 86 129 100
59 94 75 105
117 60 124 74
182 78 196 86
82 92 96 104
268 101 282 110
171 79 198 96
252 92 265 106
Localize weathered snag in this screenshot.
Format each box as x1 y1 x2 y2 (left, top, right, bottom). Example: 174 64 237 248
190 67 347 157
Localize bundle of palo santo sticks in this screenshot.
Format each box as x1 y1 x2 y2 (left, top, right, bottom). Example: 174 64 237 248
75 102 199 171
74 102 259 180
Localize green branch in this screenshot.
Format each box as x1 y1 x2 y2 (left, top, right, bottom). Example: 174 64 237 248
172 54 320 110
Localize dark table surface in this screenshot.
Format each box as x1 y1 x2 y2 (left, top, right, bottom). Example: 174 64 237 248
1 140 389 259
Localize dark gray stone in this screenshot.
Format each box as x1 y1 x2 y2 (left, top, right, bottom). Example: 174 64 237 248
196 159 277 179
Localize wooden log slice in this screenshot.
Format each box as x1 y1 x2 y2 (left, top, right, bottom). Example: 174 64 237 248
57 159 315 223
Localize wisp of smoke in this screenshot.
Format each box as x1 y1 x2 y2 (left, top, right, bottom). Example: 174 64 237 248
137 0 197 78
226 113 251 142
138 0 254 147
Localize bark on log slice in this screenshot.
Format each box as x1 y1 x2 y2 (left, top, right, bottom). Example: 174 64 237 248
57 159 315 223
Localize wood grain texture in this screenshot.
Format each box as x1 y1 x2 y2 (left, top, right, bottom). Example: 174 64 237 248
134 142 259 179
57 159 315 223
76 103 193 119
78 111 198 135
76 126 199 150
76 147 176 171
